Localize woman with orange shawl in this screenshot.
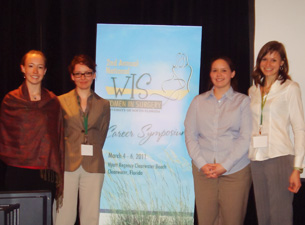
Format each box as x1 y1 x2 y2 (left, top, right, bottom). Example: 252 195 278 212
0 50 64 206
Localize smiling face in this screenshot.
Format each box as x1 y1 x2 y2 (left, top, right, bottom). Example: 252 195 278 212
71 63 96 90
259 51 284 80
21 53 47 86
210 59 235 91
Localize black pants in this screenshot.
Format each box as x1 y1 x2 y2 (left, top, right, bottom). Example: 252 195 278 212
0 159 7 191
4 164 56 203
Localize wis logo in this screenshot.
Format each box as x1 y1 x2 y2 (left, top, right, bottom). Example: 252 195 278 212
105 53 193 109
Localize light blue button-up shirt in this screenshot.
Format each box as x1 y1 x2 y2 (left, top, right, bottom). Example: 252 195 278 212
184 87 252 175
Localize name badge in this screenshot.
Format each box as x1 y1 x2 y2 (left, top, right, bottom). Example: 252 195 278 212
81 144 93 156
252 135 268 148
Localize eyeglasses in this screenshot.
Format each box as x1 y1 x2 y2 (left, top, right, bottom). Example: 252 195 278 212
72 71 93 78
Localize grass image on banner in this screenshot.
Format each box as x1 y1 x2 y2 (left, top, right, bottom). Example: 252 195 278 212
102 150 193 225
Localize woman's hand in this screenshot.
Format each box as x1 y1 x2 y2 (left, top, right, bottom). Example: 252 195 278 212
201 164 216 178
288 170 302 193
200 163 227 178
211 163 227 177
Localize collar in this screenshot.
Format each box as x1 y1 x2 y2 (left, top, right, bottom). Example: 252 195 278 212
257 79 282 95
206 86 234 101
73 89 94 114
73 89 94 100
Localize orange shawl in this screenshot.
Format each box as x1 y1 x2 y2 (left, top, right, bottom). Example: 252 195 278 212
0 82 64 203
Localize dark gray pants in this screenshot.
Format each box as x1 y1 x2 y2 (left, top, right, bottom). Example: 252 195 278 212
251 155 294 225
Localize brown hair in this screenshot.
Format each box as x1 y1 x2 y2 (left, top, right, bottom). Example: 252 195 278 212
208 56 238 91
252 41 290 86
20 50 47 67
68 54 96 74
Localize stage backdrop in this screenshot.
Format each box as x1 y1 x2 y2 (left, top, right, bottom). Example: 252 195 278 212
95 24 202 224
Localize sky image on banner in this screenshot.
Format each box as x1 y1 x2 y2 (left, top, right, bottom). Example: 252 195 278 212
95 24 202 224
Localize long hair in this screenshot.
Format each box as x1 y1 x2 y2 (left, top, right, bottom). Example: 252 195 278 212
252 41 290 86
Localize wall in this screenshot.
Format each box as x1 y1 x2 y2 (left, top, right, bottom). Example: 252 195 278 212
255 0 305 171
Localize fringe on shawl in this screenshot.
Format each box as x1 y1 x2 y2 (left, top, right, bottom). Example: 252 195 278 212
40 169 64 210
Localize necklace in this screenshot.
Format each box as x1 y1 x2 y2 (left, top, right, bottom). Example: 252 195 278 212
31 94 40 101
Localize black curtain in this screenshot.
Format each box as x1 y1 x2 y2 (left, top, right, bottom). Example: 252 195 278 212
0 0 254 100
0 0 256 224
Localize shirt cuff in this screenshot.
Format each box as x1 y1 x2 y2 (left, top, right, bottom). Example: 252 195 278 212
294 156 304 168
193 156 207 171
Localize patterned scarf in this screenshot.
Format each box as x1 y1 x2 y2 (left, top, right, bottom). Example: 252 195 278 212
0 82 64 206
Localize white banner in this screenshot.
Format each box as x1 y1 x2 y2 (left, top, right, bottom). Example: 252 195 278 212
95 24 202 224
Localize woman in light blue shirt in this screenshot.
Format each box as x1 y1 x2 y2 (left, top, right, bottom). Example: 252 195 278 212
184 56 252 225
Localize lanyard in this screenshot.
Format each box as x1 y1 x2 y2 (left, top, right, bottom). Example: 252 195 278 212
259 92 268 134
83 113 88 135
83 113 89 144
77 96 89 143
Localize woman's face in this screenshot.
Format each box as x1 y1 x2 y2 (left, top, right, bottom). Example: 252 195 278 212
21 53 46 85
71 63 96 90
210 59 235 91
260 51 284 79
